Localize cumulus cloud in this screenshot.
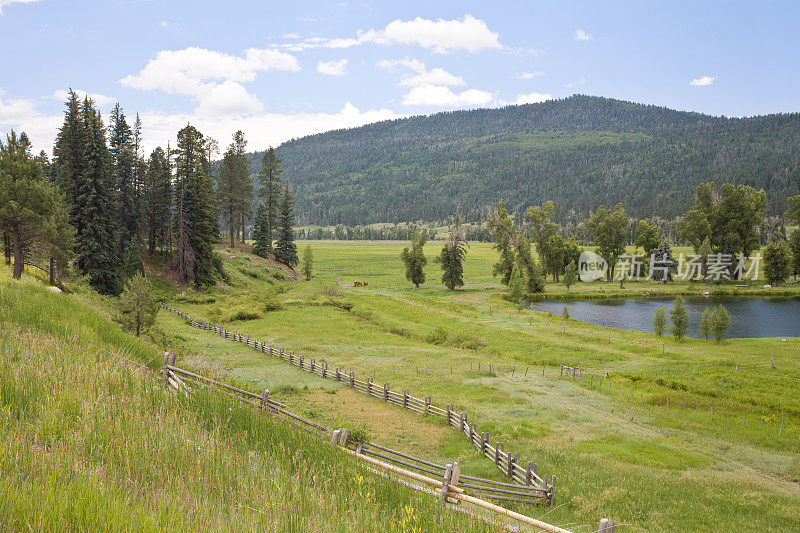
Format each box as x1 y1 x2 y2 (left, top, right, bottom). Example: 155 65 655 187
52 89 115 108
376 58 465 87
361 14 501 54
574 29 593 41
0 0 39 14
0 91 38 122
120 46 300 115
497 91 553 106
278 14 501 54
401 85 493 107
690 75 716 86
317 59 348 76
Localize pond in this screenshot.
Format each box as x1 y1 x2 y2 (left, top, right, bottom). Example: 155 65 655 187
526 296 800 338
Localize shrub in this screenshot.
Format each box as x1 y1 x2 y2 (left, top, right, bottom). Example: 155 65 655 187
425 326 449 345
669 296 689 341
699 307 712 339
652 304 667 337
710 305 731 342
448 332 485 350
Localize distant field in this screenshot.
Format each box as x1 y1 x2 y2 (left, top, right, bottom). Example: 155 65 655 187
157 240 800 531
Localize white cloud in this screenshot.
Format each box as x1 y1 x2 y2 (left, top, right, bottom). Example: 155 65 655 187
497 91 553 106
52 89 115 108
690 75 716 86
282 32 300 39
317 59 348 76
0 0 39 14
515 71 544 80
120 46 300 115
566 77 587 88
377 58 465 87
361 14 501 54
574 29 593 41
401 85 493 107
0 91 38 122
278 14 501 54
1 98 403 156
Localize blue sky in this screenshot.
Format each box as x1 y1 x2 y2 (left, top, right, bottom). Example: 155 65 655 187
1 0 799 154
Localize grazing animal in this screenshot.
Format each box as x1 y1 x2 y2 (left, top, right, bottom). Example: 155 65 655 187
354 281 363 287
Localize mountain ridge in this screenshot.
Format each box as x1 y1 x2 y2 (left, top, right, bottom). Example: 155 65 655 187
244 95 800 225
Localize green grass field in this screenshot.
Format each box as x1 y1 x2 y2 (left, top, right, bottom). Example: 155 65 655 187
154 240 800 531
0 267 495 532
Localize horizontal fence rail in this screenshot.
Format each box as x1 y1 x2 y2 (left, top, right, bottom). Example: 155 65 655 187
161 303 555 503
161 356 551 507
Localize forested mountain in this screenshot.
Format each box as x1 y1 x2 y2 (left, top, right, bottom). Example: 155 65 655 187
244 95 800 226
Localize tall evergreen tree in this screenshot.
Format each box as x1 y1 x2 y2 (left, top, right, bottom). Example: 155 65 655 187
274 179 298 267
53 89 85 239
174 125 216 286
252 202 270 257
0 131 74 280
109 103 138 264
217 131 251 247
132 113 146 239
257 147 282 252
143 147 171 254
78 99 122 294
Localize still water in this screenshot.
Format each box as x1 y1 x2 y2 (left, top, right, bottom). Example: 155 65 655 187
526 296 800 338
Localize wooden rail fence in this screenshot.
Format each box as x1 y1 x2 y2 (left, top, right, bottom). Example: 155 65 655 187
162 304 555 502
161 356 552 507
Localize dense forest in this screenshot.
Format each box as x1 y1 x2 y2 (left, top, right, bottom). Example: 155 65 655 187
243 95 800 226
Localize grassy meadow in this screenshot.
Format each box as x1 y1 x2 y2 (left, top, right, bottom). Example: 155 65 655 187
0 267 496 532
154 240 800 531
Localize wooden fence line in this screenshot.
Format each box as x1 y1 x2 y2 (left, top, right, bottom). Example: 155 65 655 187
162 358 553 509
162 303 555 501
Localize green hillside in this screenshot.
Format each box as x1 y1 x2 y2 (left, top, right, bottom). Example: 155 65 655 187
246 95 800 225
0 269 488 531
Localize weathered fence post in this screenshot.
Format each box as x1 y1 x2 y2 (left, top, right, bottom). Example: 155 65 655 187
404 389 409 409
163 352 170 387
350 372 355 388
598 518 616 532
440 462 461 504
383 382 389 402
260 388 269 412
425 395 431 415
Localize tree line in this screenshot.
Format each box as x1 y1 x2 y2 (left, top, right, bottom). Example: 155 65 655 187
0 90 299 294
399 184 800 295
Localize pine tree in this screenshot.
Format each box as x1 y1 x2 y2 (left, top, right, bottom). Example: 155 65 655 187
400 228 427 288
132 113 146 240
257 147 282 252
252 202 271 257
53 89 85 249
143 147 171 254
301 244 314 280
217 131 251 247
0 131 74 280
119 271 159 337
78 99 121 294
109 103 138 267
174 124 216 285
436 210 467 290
274 179 298 267
669 296 689 341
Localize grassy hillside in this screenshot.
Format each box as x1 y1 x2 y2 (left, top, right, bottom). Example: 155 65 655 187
246 95 800 225
0 268 491 531
157 240 800 531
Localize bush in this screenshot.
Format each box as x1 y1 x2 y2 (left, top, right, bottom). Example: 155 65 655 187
447 332 485 350
710 305 731 342
425 326 449 345
212 253 229 283
669 296 689 341
652 304 667 337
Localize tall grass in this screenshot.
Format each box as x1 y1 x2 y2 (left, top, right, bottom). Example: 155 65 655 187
0 278 491 531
